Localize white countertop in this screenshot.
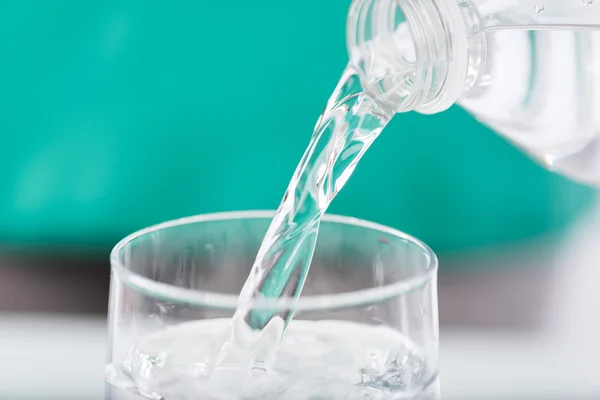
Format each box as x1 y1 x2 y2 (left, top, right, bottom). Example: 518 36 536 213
1 314 599 400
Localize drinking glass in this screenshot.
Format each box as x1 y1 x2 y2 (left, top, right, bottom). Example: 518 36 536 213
105 211 439 400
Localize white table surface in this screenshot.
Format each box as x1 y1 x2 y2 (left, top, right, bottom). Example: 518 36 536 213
1 314 599 400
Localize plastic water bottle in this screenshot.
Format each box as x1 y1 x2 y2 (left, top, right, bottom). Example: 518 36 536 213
347 0 600 185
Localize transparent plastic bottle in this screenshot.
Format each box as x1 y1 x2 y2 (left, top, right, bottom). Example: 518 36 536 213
347 0 600 185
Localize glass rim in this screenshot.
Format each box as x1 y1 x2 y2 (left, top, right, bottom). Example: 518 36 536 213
110 210 438 312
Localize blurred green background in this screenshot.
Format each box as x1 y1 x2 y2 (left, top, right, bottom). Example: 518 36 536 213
0 0 595 256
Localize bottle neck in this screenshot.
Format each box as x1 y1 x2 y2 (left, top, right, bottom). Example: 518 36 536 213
347 0 483 114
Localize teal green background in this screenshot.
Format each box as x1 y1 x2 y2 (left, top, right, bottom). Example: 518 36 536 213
0 1 595 254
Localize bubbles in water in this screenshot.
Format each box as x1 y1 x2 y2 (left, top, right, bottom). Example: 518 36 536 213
533 4 545 13
109 320 436 400
584 0 594 5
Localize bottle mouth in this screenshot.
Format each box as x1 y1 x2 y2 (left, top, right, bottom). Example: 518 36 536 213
347 0 470 114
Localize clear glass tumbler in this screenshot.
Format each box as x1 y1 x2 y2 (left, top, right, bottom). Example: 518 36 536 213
105 211 439 400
